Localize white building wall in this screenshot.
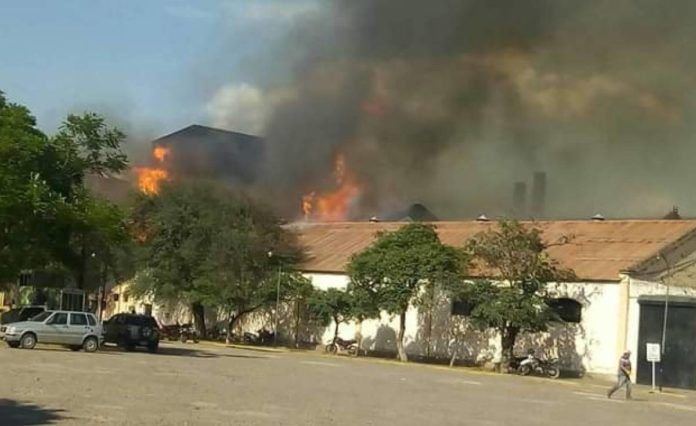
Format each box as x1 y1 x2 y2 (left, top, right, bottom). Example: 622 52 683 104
304 272 621 375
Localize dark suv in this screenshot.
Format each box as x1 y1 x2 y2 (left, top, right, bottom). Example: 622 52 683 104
0 306 47 325
103 313 160 353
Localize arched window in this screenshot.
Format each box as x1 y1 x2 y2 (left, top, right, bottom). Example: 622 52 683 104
548 298 582 323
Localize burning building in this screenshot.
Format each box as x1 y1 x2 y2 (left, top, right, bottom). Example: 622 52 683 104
134 124 264 195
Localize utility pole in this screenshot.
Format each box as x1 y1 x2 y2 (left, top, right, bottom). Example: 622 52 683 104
658 253 672 392
275 264 281 347
268 250 282 347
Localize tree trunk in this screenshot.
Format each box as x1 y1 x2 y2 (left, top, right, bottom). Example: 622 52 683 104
191 302 206 338
333 316 340 343
226 313 237 345
355 319 363 355
500 326 520 372
397 310 408 362
294 299 301 348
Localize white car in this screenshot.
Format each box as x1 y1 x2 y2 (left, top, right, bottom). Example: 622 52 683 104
1 310 103 352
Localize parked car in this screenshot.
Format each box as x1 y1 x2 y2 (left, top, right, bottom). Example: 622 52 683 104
103 313 160 353
0 310 102 352
0 306 47 325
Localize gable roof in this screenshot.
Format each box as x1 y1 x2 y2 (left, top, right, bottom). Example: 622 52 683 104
292 220 696 282
152 124 264 185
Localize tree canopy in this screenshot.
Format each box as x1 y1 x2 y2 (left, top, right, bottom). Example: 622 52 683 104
347 223 462 361
131 181 306 337
456 220 575 369
0 91 131 292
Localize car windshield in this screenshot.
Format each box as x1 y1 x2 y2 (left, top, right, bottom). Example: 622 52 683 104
30 311 53 322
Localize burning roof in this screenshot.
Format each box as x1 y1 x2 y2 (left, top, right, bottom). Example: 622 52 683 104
134 124 264 195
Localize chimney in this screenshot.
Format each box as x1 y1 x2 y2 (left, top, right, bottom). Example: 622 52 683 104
513 181 527 218
531 172 547 218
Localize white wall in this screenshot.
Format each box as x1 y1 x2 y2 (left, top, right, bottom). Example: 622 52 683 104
304 272 621 374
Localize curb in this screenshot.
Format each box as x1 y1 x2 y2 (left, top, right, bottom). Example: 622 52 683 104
197 340 288 353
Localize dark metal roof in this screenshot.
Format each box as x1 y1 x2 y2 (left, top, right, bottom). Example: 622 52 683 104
153 124 264 185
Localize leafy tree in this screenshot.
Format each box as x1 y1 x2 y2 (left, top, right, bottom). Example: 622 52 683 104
132 181 305 339
0 91 130 291
0 91 53 284
456 220 575 370
307 288 354 344
348 223 462 362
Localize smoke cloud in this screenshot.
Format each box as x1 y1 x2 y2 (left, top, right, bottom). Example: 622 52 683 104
216 0 696 220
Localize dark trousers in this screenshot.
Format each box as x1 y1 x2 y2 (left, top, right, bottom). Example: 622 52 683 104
608 373 632 399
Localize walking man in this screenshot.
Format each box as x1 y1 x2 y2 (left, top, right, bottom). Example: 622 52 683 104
608 350 632 399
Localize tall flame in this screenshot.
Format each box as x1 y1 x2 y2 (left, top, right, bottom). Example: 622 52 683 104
136 167 168 195
302 153 360 221
136 144 171 195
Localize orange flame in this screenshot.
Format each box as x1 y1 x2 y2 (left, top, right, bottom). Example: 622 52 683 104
136 167 169 195
153 145 170 162
302 153 360 221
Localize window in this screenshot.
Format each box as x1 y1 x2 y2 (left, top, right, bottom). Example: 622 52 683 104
69 313 87 326
48 313 68 325
113 294 120 302
123 293 130 303
86 315 97 326
31 311 52 322
451 299 473 316
548 298 582 323
20 308 45 321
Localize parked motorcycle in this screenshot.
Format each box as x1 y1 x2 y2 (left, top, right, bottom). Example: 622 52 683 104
325 337 359 357
178 323 199 343
243 328 275 345
515 352 560 379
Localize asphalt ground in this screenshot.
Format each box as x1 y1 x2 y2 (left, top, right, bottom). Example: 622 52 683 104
0 341 695 425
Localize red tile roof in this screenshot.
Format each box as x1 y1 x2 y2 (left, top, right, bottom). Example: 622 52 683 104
291 220 696 281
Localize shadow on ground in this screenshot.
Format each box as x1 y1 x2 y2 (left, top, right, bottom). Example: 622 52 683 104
98 344 268 359
0 399 66 425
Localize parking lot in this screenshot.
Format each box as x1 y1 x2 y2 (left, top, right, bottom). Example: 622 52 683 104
1 342 696 425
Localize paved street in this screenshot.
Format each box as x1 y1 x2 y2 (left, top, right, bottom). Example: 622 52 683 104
0 342 695 425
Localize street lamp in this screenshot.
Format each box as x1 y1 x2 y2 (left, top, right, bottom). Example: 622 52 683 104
268 250 282 347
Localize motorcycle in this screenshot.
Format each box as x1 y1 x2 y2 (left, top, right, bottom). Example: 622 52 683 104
516 354 560 379
243 328 275 345
178 323 199 343
325 337 359 357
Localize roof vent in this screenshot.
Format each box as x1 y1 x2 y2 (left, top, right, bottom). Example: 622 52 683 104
476 214 491 222
591 214 606 221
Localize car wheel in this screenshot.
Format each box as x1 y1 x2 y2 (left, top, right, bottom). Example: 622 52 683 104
6 341 20 349
147 342 159 353
20 333 37 350
83 337 99 353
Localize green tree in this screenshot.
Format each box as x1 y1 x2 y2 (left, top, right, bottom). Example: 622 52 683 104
0 92 130 292
347 223 461 362
456 220 575 370
307 288 354 345
132 181 305 339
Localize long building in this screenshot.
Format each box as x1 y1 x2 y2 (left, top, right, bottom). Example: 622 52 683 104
294 219 696 389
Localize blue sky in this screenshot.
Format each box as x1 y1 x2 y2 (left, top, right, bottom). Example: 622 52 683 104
0 0 314 136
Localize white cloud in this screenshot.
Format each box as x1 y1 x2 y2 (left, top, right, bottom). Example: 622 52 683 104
207 83 269 135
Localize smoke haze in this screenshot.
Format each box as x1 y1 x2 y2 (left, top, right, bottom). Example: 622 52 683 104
213 0 696 219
